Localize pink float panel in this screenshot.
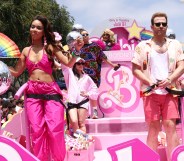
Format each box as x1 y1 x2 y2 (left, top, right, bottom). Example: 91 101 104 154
98 50 144 118
107 138 160 161
90 17 152 119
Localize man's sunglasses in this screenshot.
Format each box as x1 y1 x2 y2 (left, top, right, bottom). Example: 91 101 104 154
154 22 167 27
82 34 89 37
76 62 85 65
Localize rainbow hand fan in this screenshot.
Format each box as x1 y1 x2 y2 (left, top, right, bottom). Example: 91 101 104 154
0 33 21 58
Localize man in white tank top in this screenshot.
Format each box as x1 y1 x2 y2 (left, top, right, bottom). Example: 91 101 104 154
132 12 184 161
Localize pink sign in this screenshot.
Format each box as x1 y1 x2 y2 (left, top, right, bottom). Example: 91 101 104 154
107 138 160 161
0 136 39 161
98 50 144 118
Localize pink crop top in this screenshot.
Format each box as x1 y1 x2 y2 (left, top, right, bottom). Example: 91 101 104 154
26 46 53 75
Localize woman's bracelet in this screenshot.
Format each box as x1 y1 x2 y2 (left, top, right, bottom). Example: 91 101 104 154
71 48 81 57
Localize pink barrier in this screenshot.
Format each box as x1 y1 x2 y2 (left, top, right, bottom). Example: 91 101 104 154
0 135 39 161
14 82 28 100
107 138 159 161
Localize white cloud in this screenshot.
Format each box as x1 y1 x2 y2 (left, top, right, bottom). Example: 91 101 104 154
57 0 184 42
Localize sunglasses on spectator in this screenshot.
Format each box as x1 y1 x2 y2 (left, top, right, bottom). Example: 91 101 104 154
82 34 89 37
154 22 167 27
76 62 85 65
103 33 110 36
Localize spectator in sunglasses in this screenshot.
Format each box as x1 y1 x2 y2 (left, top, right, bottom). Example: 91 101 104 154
80 29 120 119
132 12 184 161
99 28 121 51
55 57 98 133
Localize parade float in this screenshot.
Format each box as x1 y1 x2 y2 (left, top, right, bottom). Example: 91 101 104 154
85 17 184 161
0 17 184 161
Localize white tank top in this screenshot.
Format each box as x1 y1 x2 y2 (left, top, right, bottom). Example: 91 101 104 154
150 49 169 94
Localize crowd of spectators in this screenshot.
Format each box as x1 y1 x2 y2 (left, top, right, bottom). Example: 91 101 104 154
0 96 24 126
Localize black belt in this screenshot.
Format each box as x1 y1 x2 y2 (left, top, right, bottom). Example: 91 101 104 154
142 84 157 95
26 94 63 102
66 98 89 130
165 87 184 97
67 98 89 110
143 85 184 97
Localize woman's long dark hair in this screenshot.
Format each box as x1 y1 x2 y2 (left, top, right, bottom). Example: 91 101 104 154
72 63 80 79
72 63 84 80
29 15 64 64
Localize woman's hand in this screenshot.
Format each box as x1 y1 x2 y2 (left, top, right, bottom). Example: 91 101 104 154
80 91 89 98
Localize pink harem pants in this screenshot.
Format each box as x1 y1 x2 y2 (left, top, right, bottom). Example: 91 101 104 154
26 81 66 161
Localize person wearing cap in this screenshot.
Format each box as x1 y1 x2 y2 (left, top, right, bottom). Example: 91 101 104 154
56 57 98 133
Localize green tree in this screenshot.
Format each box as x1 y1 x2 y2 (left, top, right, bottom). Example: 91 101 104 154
0 0 74 49
0 0 74 96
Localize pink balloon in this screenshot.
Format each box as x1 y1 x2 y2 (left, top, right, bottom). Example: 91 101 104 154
0 61 12 95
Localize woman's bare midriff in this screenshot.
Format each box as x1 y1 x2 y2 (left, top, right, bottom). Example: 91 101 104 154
29 69 54 82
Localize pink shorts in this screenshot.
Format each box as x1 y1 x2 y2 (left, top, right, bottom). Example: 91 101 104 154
143 94 179 122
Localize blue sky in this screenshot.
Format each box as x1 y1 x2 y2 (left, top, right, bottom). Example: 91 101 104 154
56 0 184 43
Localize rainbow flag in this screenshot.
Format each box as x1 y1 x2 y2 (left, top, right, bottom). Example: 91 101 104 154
141 30 153 40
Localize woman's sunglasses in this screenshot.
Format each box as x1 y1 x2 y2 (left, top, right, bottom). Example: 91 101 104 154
103 33 110 36
154 22 167 27
76 62 85 65
82 33 89 37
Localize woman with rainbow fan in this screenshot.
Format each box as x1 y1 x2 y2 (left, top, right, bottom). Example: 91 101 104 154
8 15 84 161
0 33 21 95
